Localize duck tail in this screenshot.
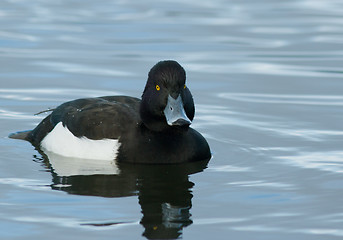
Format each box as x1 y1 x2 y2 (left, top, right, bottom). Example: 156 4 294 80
8 130 32 141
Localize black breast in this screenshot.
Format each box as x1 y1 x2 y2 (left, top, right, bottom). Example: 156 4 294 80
117 126 211 164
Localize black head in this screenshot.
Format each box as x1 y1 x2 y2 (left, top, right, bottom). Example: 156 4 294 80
140 60 195 132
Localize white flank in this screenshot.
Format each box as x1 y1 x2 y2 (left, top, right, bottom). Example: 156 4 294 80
41 122 120 160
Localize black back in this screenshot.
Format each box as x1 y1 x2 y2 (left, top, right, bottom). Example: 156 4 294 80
27 96 140 145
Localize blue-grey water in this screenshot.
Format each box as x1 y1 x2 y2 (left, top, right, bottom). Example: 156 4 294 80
1 0 343 239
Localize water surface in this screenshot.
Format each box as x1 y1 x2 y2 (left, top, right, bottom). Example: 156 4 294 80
1 0 343 239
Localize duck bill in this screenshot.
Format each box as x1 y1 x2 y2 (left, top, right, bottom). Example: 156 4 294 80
164 95 192 127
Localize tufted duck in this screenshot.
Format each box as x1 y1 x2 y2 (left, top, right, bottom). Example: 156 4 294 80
10 60 211 164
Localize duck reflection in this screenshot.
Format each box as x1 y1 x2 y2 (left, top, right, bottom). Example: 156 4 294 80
36 150 209 239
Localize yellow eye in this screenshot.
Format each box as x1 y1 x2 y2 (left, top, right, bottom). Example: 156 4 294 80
184 84 186 89
156 85 160 91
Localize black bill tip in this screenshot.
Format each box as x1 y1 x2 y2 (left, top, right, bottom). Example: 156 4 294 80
172 118 191 127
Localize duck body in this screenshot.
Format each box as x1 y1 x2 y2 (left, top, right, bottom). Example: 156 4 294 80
15 61 211 164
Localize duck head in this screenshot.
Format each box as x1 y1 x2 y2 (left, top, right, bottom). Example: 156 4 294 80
140 60 195 132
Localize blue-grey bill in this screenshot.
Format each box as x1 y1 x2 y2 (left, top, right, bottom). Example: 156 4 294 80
164 95 192 126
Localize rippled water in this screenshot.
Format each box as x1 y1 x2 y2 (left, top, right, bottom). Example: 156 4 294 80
1 0 343 239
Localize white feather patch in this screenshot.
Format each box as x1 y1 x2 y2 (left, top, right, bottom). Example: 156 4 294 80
41 122 120 160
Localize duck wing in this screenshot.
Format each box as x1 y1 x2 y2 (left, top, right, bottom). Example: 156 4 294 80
28 96 141 146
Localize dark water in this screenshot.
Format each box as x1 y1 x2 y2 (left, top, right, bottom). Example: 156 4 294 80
1 0 343 239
